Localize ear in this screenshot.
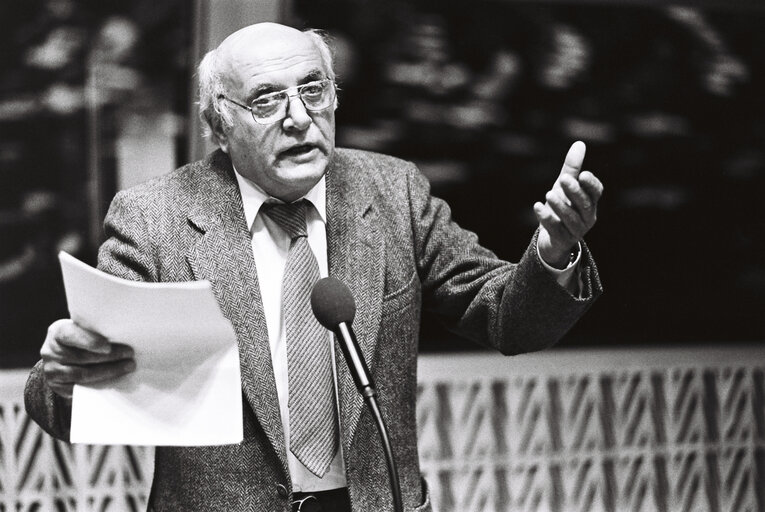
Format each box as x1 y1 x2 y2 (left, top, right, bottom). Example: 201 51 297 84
208 116 230 153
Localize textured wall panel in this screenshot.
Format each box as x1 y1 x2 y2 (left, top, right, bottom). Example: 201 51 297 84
416 347 765 512
2 346 764 511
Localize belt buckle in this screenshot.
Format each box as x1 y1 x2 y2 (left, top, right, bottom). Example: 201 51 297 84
292 494 321 512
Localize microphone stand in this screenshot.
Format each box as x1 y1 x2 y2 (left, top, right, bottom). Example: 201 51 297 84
336 323 403 512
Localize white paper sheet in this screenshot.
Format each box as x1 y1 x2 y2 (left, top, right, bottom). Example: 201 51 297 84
59 251 243 446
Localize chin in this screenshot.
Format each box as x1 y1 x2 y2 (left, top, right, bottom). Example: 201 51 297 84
280 158 327 180
271 161 326 198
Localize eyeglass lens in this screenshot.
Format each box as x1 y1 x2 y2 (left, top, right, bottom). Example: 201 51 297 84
250 80 334 123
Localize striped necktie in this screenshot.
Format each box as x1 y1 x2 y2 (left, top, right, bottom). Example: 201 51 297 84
261 200 338 477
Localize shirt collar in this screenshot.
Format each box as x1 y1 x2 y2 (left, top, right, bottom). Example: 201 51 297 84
232 167 327 230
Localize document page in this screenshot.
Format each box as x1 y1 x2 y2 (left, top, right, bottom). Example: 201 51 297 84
59 252 243 446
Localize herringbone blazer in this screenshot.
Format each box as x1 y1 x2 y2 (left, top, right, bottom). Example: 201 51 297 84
25 148 602 511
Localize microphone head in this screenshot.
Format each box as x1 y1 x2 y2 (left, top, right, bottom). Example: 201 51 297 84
311 277 356 328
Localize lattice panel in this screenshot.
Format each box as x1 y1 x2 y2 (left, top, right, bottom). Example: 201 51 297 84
417 356 765 512
2 350 765 512
0 373 152 512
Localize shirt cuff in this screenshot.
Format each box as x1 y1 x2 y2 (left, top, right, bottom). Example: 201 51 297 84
536 241 582 294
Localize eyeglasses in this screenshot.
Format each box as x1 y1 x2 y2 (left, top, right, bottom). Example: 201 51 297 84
220 79 336 125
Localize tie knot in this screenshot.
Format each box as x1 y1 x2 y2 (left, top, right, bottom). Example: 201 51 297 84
261 200 309 239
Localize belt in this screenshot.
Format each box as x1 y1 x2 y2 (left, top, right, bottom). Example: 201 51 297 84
291 487 351 512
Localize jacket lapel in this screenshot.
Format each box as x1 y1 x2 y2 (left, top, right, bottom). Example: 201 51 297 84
325 154 385 454
180 150 385 472
185 151 289 476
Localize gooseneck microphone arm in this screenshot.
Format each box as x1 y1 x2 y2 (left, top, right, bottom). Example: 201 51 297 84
335 322 375 396
311 278 403 512
334 321 402 512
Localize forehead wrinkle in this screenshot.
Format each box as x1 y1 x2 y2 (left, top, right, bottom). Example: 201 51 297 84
220 36 326 95
244 68 326 98
245 51 325 79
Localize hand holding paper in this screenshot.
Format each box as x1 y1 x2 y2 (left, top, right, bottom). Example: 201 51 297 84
54 252 243 446
40 318 137 399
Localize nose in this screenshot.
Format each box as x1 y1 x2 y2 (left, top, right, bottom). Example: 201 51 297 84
282 94 312 131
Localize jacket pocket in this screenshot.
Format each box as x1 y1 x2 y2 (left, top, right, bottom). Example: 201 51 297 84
382 270 417 315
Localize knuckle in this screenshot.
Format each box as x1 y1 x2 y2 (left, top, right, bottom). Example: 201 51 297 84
40 344 53 359
48 319 72 337
44 364 67 385
50 321 75 347
50 383 72 398
66 366 83 383
47 319 63 335
41 362 55 379
43 358 61 372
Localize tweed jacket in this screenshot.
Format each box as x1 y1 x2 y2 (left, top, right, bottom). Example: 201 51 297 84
25 148 602 511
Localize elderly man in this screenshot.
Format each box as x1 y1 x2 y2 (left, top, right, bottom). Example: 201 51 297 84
25 23 603 512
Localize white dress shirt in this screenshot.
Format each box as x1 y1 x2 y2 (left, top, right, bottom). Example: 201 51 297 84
233 169 347 492
538 243 581 295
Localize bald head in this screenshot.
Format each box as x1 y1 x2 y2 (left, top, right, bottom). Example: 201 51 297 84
218 24 328 93
198 23 335 137
219 23 306 55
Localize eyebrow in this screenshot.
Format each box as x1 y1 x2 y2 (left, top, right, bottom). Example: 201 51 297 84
301 70 327 83
245 70 327 100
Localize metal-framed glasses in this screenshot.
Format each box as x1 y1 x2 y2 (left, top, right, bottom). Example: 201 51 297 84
221 78 336 125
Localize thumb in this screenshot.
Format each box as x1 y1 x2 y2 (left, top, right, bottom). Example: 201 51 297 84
52 319 111 354
559 141 586 179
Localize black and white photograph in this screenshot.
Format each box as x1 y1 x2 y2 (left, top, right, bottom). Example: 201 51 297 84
1 0 763 510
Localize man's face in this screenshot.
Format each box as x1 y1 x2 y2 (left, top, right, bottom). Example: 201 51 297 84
216 25 335 202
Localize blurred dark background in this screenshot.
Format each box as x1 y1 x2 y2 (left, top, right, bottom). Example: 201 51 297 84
2 0 764 367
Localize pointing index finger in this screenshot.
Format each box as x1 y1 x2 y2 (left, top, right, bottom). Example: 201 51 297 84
559 141 586 179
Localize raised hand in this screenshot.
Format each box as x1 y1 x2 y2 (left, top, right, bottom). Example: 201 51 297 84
534 141 603 268
40 319 136 399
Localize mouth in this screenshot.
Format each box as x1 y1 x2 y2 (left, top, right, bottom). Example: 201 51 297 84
279 143 319 159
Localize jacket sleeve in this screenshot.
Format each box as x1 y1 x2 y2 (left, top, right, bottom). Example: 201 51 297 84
24 361 73 441
24 191 156 440
406 163 603 354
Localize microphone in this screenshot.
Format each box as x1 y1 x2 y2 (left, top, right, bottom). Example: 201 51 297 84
311 277 403 512
310 277 376 398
